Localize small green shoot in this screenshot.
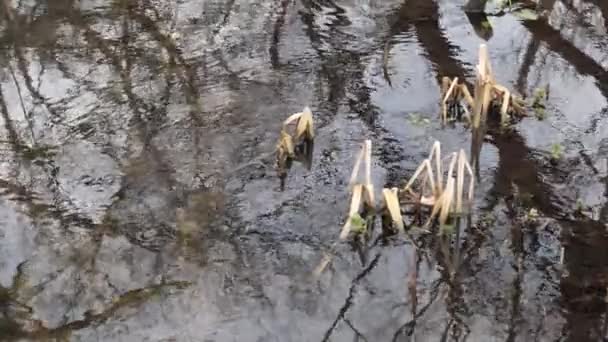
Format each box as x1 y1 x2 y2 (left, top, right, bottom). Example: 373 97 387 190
531 87 547 120
575 198 585 214
550 143 563 161
534 107 546 120
533 88 546 104
408 113 431 127
526 208 539 221
439 223 455 235
513 8 540 21
350 213 367 234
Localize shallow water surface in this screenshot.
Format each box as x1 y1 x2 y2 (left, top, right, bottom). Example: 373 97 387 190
1 0 608 341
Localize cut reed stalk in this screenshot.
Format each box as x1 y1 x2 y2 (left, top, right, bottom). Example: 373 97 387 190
342 140 375 240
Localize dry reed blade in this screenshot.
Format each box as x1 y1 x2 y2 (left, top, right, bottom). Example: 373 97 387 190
313 252 333 277
441 77 459 123
383 187 404 233
403 159 436 199
472 80 484 128
349 142 366 187
473 44 494 128
364 183 375 209
500 90 511 124
464 156 475 202
456 150 466 213
296 106 314 140
280 130 295 156
460 84 475 108
441 76 451 99
364 140 375 208
441 77 450 122
439 177 455 225
364 140 372 186
340 184 363 240
284 112 303 127
441 153 458 224
429 141 442 195
442 77 459 104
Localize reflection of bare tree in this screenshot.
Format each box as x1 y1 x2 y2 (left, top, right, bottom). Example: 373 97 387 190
522 19 608 100
2 276 189 340
299 0 412 186
269 0 292 68
559 217 608 341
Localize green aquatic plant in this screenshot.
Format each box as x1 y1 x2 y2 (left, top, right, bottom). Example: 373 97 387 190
512 8 539 21
525 207 539 222
408 113 431 127
18 144 57 161
534 107 546 120
550 143 563 161
531 86 548 120
349 213 367 234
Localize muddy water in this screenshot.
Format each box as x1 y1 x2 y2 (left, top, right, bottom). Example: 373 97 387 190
0 0 607 341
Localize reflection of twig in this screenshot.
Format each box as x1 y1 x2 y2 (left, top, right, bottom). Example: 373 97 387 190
0 85 21 147
382 40 392 87
321 253 381 342
13 280 191 339
392 277 444 342
270 0 292 68
7 62 35 143
344 318 369 342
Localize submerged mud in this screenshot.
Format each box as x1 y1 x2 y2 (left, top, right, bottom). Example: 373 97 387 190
0 0 607 341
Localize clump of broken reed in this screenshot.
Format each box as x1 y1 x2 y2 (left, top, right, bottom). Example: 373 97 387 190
397 141 475 230
275 107 315 190
339 140 475 241
441 44 526 127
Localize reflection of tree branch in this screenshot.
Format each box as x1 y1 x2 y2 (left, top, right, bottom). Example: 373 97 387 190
0 177 96 229
126 6 202 122
321 253 381 342
344 318 369 342
0 84 21 148
560 216 608 341
515 37 540 96
522 18 608 100
269 0 291 69
299 0 410 185
392 277 444 341
6 62 35 142
3 280 190 340
504 198 524 342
